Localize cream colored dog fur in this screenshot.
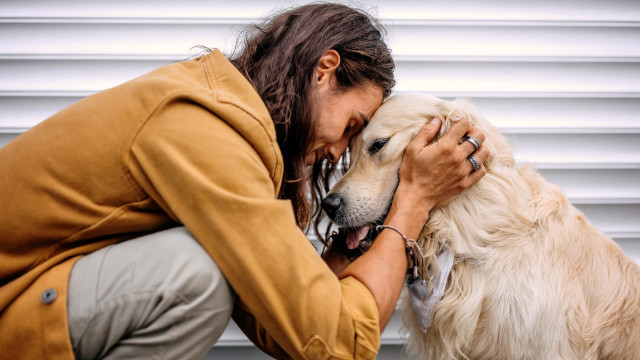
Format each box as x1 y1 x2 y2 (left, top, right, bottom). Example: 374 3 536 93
326 93 640 359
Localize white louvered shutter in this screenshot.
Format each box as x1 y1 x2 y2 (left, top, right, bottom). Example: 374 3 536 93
1 1 638 358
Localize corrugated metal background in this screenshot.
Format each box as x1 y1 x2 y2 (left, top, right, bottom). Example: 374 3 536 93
1 1 638 358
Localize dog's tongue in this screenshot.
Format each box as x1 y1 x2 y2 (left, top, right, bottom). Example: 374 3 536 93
347 226 370 249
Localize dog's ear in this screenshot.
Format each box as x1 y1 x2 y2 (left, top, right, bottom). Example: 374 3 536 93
442 99 515 169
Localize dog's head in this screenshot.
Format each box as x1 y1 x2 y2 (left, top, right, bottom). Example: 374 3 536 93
322 92 513 254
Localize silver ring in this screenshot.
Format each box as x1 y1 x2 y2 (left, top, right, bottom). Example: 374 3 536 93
463 135 480 152
468 154 480 173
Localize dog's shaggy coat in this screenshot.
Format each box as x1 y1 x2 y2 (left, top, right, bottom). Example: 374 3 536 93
326 93 640 359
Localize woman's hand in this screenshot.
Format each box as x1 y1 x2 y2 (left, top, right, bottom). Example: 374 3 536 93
392 117 488 224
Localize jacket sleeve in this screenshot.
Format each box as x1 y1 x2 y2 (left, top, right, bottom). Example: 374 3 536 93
127 99 381 359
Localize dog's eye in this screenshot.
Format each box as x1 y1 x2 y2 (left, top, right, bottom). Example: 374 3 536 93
368 138 389 155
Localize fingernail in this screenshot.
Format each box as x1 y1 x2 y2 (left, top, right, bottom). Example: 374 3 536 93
431 117 441 126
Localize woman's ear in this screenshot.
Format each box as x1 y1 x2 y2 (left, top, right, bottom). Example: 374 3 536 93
315 49 341 89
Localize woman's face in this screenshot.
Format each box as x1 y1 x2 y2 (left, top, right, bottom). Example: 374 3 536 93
306 84 383 166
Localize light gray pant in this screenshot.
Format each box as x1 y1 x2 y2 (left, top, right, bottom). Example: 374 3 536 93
67 227 235 360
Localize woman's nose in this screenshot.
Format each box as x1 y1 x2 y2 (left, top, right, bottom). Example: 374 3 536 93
326 149 338 163
326 138 349 164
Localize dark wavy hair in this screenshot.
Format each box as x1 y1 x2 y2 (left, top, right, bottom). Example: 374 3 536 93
230 3 395 231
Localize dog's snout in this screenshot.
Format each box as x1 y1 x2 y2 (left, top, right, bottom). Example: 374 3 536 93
321 193 343 219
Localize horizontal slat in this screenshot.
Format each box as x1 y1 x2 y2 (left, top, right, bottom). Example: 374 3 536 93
1 22 638 59
538 169 640 203
574 204 640 235
394 61 640 93
2 0 639 22
388 24 640 58
1 59 639 95
504 133 640 166
617 238 640 265
0 59 169 92
0 22 240 57
0 133 17 147
0 96 78 128
467 97 640 130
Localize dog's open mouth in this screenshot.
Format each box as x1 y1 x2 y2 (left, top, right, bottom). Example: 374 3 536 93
328 223 382 260
346 225 371 250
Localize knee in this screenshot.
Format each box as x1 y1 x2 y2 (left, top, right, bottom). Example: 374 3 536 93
159 228 235 343
153 227 235 310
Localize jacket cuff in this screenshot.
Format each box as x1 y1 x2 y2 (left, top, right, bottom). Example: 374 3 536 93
301 276 380 360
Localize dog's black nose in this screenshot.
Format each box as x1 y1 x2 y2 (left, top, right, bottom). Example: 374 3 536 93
321 193 343 219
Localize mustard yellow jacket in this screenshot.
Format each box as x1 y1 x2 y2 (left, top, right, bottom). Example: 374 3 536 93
0 50 380 359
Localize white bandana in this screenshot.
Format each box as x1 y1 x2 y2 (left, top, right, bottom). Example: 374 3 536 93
406 249 454 333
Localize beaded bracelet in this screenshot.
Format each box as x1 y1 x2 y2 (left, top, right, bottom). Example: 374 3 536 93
375 224 427 285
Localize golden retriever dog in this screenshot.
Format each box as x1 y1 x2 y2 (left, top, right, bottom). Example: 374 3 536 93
322 93 640 359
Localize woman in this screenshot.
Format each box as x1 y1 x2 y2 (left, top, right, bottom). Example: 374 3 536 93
0 3 487 360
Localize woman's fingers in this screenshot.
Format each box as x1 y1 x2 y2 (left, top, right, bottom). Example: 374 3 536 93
409 117 442 151
443 119 487 172
440 118 472 145
397 116 489 210
466 144 489 176
459 128 486 155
